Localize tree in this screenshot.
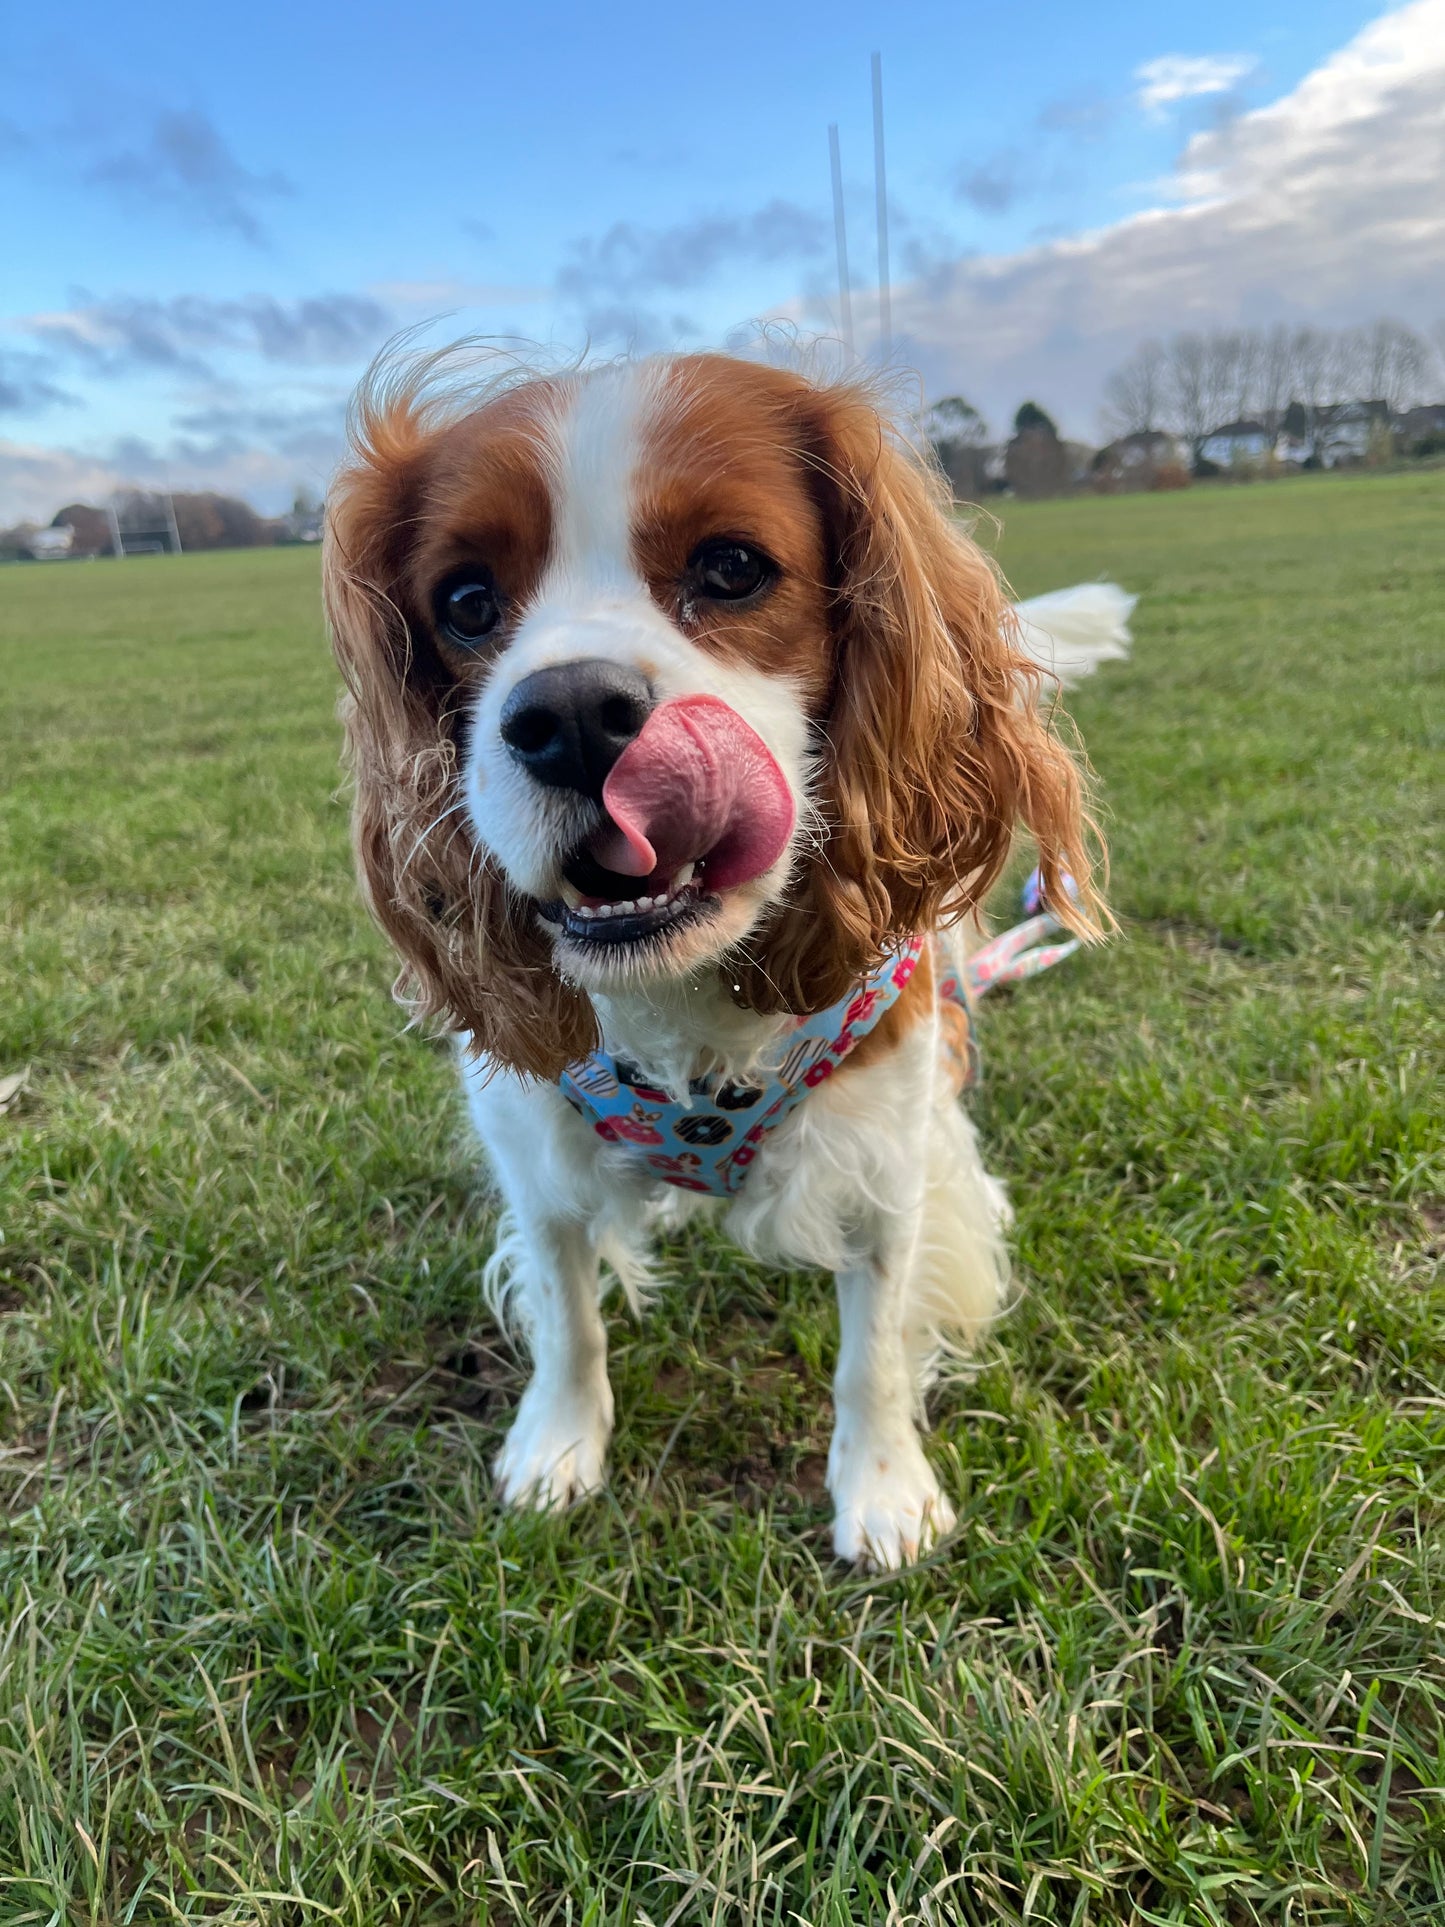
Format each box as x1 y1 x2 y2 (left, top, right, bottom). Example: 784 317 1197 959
51 503 112 557
1006 404 1068 498
1165 334 1212 463
1289 327 1332 437
1356 319 1433 411
1256 324 1293 436
170 492 273 551
1101 339 1165 437
1102 318 1445 470
924 396 990 500
1013 400 1058 436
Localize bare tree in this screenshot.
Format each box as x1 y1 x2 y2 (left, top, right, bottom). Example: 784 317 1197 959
1166 333 1212 461
1290 327 1332 434
1224 329 1263 423
1357 319 1434 411
1104 318 1443 458
1101 338 1166 436
1329 327 1369 405
1203 332 1235 431
1257 324 1292 435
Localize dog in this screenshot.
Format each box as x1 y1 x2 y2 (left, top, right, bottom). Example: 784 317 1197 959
324 348 1130 1568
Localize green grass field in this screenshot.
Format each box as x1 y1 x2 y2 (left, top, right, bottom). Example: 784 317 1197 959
1 471 1442 1925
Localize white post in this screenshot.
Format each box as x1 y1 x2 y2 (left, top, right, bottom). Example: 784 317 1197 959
872 53 891 363
828 123 855 360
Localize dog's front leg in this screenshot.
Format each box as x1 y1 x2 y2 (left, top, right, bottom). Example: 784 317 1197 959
828 1213 957 1569
492 1211 614 1510
464 1071 616 1512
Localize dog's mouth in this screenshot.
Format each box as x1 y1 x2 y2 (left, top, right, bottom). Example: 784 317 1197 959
536 693 794 956
539 847 714 948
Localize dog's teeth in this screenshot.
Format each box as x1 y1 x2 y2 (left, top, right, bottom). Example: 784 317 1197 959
559 879 585 909
574 903 597 919
635 895 654 911
613 899 636 916
669 862 695 896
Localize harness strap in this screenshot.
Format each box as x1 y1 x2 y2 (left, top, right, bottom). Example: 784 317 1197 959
558 878 1080 1198
559 937 925 1196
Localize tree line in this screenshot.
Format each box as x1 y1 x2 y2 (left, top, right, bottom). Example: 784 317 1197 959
0 488 323 562
1102 318 1442 458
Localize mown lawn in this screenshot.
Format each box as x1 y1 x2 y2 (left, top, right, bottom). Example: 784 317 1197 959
1 471 1442 1925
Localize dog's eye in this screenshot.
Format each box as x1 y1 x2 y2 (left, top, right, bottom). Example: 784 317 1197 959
436 572 503 646
689 540 775 603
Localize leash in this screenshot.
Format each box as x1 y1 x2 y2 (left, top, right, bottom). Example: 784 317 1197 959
967 868 1080 996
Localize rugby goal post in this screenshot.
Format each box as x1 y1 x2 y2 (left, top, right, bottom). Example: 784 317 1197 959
107 490 183 557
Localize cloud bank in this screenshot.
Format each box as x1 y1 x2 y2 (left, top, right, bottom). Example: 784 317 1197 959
25 292 393 378
886 0 1445 435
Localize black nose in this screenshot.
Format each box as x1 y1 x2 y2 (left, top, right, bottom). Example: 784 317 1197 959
498 658 654 799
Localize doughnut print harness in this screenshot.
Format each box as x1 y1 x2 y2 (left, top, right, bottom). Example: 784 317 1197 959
558 875 1076 1199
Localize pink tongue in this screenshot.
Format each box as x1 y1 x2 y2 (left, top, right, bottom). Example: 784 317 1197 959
593 694 795 891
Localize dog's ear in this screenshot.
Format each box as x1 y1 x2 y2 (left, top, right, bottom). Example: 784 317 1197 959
322 390 597 1080
737 380 1104 1017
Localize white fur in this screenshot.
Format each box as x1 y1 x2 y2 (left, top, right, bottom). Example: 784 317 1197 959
450 362 1130 1568
462 364 814 954
462 986 1008 1566
1014 582 1136 686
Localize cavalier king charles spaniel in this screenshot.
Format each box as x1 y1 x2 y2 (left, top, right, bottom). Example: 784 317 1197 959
324 349 1130 1568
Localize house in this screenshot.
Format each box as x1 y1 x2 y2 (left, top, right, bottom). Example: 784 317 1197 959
1092 429 1190 490
281 496 325 543
26 525 74 560
1316 400 1391 468
1394 403 1445 451
1274 430 1315 467
1199 420 1271 468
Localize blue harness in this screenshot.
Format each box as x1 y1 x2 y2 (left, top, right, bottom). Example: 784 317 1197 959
557 876 1078 1199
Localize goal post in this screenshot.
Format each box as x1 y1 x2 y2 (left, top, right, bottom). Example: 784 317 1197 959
108 490 183 557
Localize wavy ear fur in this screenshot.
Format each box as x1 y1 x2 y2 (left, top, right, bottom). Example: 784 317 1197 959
736 381 1104 1017
323 386 598 1080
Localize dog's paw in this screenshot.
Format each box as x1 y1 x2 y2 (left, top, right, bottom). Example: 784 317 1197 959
494 1380 612 1512
829 1436 957 1570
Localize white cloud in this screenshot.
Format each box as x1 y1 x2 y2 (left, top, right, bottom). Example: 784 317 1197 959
886 0 1445 436
369 278 550 308
20 292 392 375
1135 53 1257 118
0 440 126 525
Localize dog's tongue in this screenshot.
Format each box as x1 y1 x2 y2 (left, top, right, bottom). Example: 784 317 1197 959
592 694 794 891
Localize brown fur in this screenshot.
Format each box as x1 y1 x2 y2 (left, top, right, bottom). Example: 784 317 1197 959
727 373 1102 1019
323 366 599 1079
322 350 1103 1081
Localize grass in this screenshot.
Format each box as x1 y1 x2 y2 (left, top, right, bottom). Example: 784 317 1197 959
0 470 1442 1925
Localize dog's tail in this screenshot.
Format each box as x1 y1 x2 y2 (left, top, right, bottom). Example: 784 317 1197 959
1013 582 1135 686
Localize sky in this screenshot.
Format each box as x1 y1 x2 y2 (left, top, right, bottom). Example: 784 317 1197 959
2 0 1443 522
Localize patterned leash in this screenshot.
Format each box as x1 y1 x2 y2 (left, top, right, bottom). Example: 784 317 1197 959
966 868 1080 998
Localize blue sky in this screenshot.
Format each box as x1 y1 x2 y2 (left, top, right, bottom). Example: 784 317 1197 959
3 0 1442 519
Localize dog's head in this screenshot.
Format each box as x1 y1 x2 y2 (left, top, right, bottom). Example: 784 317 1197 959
324 350 1100 1078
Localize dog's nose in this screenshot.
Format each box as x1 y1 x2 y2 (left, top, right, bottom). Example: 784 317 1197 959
498 658 654 799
